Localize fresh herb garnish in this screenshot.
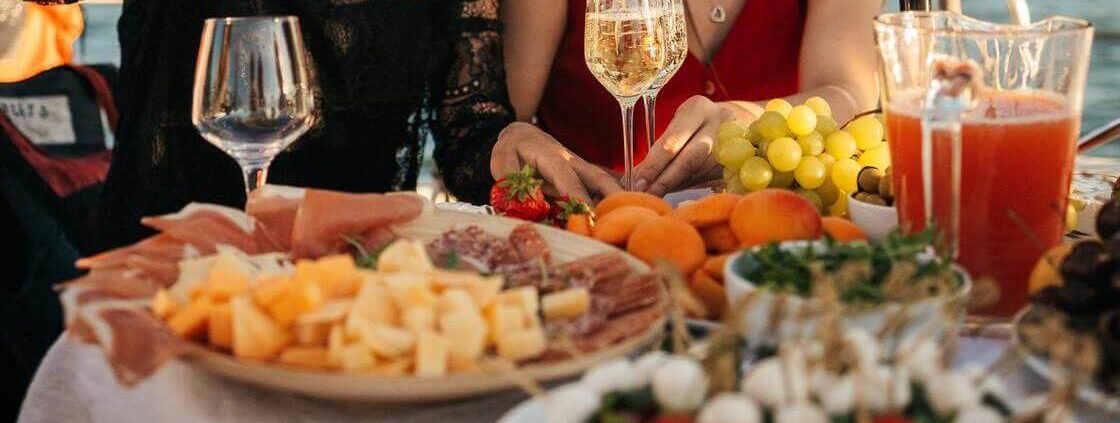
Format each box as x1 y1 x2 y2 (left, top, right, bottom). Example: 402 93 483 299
343 235 381 269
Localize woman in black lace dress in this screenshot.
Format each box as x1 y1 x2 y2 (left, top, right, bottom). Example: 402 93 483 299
98 0 513 249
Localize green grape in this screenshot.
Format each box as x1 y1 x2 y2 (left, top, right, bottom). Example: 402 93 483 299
816 177 840 206
825 130 858 159
829 193 850 218
770 170 795 189
739 157 773 192
804 96 832 117
786 105 818 136
716 138 756 169
847 115 884 151
767 137 802 172
717 120 749 143
815 115 839 137
857 143 891 170
818 152 837 171
757 111 791 140
796 132 824 156
794 156 827 189
726 174 748 194
723 166 739 184
746 122 764 143
831 158 861 193
756 138 771 157
764 98 793 117
796 189 824 212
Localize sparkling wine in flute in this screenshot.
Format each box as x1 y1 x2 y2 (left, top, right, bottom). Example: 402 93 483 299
650 3 686 88
584 9 667 99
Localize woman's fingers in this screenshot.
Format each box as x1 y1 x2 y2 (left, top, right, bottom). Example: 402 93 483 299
573 160 623 200
531 151 593 203
630 96 710 190
644 118 720 196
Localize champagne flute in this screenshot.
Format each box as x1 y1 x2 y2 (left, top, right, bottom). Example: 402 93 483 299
191 16 316 197
642 0 687 149
585 0 667 190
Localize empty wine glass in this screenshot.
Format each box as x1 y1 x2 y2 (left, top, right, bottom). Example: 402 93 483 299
191 16 316 196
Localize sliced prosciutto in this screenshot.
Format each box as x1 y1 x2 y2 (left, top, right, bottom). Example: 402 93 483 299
245 185 306 251
290 190 427 258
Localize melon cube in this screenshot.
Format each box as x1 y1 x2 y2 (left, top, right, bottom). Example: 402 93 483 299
414 331 450 376
296 255 361 298
439 310 487 362
327 324 345 366
152 289 181 319
337 344 376 372
297 299 353 325
167 297 213 339
278 346 332 369
484 302 525 345
349 317 416 358
401 306 436 334
469 276 504 308
230 295 290 360
294 322 331 346
438 289 478 314
349 280 398 325
499 287 539 316
252 277 295 308
496 327 547 361
374 357 414 376
541 288 590 320
377 239 434 273
383 271 437 309
207 303 233 349
205 269 251 301
266 281 323 327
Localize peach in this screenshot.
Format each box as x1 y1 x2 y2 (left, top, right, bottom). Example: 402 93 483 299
595 191 673 217
730 189 822 247
592 206 660 246
820 217 867 242
669 193 741 228
627 216 706 275
700 223 739 254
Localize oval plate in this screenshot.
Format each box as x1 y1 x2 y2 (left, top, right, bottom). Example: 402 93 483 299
183 210 665 403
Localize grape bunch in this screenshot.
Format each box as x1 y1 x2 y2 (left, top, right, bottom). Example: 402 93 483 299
715 97 890 217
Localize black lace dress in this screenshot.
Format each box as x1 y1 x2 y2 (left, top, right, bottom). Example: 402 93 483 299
98 0 513 249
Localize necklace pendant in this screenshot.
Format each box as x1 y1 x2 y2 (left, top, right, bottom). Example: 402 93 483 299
709 5 726 23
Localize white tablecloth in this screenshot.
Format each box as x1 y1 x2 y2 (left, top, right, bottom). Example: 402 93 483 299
16 334 1117 423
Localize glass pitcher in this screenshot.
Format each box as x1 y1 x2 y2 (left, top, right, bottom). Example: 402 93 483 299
874 12 1093 317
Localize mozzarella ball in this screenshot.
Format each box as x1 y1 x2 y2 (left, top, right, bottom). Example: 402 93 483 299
632 351 669 386
844 328 880 370
815 372 856 415
652 357 709 411
858 365 912 411
696 393 761 423
546 383 601 423
741 358 789 407
900 338 942 383
774 403 828 423
581 358 640 394
926 372 981 416
954 406 1003 423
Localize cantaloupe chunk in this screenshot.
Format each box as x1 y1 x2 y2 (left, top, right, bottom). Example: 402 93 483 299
415 331 450 376
266 281 323 326
296 255 361 298
438 289 477 314
383 271 437 309
297 299 353 325
337 344 376 372
484 302 525 345
294 322 331 346
230 295 290 360
205 269 251 301
401 306 436 334
349 280 398 325
167 297 213 339
377 239 434 273
541 288 590 320
152 289 181 319
209 248 256 279
252 277 295 308
207 303 233 349
497 328 547 361
278 346 332 369
439 310 487 362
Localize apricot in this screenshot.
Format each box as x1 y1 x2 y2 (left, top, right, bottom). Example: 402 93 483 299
690 269 727 318
627 216 706 275
820 217 867 242
702 254 731 281
591 206 660 246
669 193 741 228
1028 243 1073 295
730 189 822 247
701 223 739 254
595 191 673 217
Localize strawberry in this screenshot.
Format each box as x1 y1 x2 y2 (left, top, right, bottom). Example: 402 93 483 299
552 195 593 226
490 165 551 222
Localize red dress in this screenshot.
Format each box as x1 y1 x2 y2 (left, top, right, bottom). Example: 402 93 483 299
538 0 807 171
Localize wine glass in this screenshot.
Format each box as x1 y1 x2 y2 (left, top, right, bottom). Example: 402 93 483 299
642 0 687 149
191 16 316 196
585 0 668 190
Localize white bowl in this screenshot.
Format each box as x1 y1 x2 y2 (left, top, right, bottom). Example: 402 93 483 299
847 193 899 242
723 241 970 342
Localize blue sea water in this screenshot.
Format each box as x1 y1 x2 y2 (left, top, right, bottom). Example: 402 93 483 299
73 0 1120 155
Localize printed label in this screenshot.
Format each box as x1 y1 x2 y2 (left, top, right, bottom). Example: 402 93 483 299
0 95 76 145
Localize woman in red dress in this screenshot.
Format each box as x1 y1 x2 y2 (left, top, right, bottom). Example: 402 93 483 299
493 0 880 200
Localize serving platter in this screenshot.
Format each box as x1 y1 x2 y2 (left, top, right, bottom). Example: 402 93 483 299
1012 305 1120 414
183 210 666 403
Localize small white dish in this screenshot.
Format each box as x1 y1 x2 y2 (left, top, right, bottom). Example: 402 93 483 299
723 241 970 342
847 193 898 243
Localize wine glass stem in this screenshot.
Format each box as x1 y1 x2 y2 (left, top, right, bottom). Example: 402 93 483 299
643 87 661 150
618 97 638 191
240 161 271 196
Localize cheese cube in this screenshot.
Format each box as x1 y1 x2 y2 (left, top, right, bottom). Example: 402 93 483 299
438 289 478 314
349 317 416 358
469 276 504 308
327 324 345 366
497 328 547 361
541 288 590 320
209 248 256 280
377 239 434 273
294 322 331 346
207 302 233 349
297 299 353 325
152 289 181 319
374 357 414 376
499 287 539 317
337 344 376 372
401 306 436 334
278 346 332 369
350 280 398 326
230 295 290 360
383 272 437 309
484 302 525 345
439 311 487 362
167 297 213 339
415 331 450 376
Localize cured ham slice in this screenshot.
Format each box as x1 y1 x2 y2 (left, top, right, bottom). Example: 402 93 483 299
77 234 194 272
78 300 193 385
142 203 281 254
246 185 306 251
291 190 426 258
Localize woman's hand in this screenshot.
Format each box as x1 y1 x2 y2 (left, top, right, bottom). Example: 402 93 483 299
491 122 623 203
631 96 749 196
